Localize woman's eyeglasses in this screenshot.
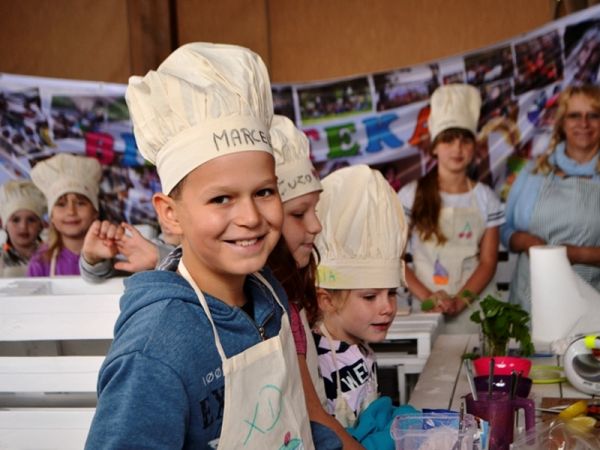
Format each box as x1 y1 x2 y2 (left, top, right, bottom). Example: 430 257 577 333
565 111 600 123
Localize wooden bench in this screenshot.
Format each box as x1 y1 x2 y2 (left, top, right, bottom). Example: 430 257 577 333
0 276 123 450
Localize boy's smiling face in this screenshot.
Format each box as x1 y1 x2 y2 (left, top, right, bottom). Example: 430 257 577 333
166 151 283 295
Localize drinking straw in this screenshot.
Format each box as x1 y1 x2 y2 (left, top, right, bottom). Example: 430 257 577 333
488 358 495 399
464 359 478 401
510 370 517 400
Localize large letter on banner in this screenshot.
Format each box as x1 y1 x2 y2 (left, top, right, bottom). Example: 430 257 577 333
325 123 359 159
363 113 404 153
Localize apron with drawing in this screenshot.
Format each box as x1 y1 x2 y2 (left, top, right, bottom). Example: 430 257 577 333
178 261 314 450
318 323 378 428
510 174 600 312
299 309 328 409
412 183 487 333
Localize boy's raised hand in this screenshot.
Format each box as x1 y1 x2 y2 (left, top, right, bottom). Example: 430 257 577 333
114 223 159 273
82 220 125 265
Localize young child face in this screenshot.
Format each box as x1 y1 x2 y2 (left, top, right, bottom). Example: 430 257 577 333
326 288 397 345
5 209 43 249
51 193 98 240
174 151 283 280
435 135 475 174
281 191 322 269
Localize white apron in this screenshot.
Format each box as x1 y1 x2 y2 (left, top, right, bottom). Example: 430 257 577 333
299 309 328 409
318 323 378 428
178 261 314 450
412 182 488 333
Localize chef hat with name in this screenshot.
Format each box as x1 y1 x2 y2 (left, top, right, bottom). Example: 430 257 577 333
270 115 321 203
315 164 408 290
126 42 274 195
428 84 481 142
30 153 102 211
0 180 47 227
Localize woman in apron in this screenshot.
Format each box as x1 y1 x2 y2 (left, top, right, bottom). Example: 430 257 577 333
28 153 101 277
0 180 46 277
312 165 408 427
398 84 505 333
267 116 362 449
502 84 600 312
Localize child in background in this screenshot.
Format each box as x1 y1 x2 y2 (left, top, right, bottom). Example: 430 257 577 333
312 164 408 428
267 115 362 449
86 43 332 449
0 180 46 277
398 84 505 333
28 153 101 276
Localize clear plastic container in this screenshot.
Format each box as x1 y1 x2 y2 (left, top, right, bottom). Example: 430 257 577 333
391 413 481 450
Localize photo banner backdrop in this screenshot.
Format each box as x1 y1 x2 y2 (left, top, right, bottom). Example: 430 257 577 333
1 6 600 226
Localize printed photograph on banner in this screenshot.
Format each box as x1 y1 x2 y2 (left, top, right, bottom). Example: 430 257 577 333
514 30 563 95
271 85 295 122
475 112 522 190
438 57 466 85
0 87 53 160
373 64 439 111
372 153 423 192
478 79 518 128
464 45 513 86
50 95 141 167
297 77 372 125
99 165 161 224
563 19 600 84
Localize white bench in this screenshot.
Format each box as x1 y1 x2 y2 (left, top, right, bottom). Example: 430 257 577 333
0 276 123 450
373 312 443 404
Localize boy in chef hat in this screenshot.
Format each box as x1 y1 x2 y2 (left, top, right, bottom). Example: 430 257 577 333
312 164 408 429
28 153 102 277
0 179 46 277
86 43 335 450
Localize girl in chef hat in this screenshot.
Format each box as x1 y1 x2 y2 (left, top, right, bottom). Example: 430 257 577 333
27 152 102 277
397 84 505 333
312 164 408 428
0 179 46 277
267 115 362 449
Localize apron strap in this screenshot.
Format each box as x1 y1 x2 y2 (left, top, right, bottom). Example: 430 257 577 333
177 260 227 360
49 248 58 277
319 322 344 399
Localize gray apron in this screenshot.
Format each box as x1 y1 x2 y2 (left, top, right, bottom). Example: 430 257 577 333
509 173 600 312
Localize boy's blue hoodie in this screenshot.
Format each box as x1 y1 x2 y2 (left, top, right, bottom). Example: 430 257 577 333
85 267 341 449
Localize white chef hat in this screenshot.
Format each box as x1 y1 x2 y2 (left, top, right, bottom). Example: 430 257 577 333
428 84 481 141
30 153 102 211
315 164 408 289
0 180 47 226
126 42 274 195
270 115 321 203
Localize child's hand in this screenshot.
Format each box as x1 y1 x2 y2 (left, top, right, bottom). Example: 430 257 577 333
422 290 452 313
114 223 159 273
82 220 125 265
445 296 469 316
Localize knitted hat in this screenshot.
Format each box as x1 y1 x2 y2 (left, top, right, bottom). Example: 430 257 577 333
270 115 321 203
315 165 408 289
428 84 481 141
0 180 46 226
126 42 274 194
30 153 102 211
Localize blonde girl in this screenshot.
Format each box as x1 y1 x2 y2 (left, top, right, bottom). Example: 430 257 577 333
28 153 101 276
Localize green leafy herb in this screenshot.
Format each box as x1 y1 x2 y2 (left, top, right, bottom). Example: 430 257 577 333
421 298 436 311
469 294 535 357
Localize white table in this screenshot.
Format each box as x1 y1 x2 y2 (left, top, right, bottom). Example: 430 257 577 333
409 334 594 411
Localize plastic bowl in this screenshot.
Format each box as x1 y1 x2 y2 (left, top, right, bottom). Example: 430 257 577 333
472 356 532 377
474 375 533 397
